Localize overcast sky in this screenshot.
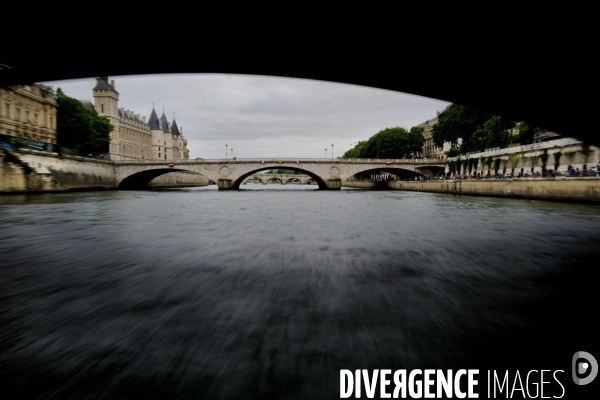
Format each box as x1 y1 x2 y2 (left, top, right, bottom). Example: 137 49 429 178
40 74 450 160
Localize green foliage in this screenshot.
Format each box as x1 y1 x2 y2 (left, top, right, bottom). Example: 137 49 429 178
553 151 562 170
539 149 549 170
343 141 368 158
468 158 477 174
516 122 536 145
470 115 514 151
509 152 521 170
61 147 78 156
448 160 456 175
56 88 112 155
432 104 516 154
563 151 577 161
580 143 592 162
343 126 424 159
446 147 462 157
455 158 463 174
485 156 493 169
493 158 502 174
432 104 489 150
9 137 28 149
195 157 204 160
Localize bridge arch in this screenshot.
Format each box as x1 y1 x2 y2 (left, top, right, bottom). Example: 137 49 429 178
118 168 209 189
348 167 423 182
233 167 328 190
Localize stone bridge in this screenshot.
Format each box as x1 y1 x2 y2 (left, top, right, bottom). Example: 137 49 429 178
242 173 313 185
114 158 446 190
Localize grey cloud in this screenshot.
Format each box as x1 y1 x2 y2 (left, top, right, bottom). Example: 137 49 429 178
41 74 449 158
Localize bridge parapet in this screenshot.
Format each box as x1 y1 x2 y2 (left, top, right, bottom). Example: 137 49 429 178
114 158 446 190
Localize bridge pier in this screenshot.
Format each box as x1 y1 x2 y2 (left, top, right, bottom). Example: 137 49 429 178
326 178 342 190
217 178 233 190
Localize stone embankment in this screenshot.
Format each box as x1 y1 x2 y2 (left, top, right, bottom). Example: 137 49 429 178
385 178 600 203
1 149 207 194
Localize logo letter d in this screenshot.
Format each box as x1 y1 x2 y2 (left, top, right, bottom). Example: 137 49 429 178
572 351 598 385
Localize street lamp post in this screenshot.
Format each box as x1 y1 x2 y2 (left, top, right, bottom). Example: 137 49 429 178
325 148 327 158
331 143 334 159
225 143 228 159
231 148 233 159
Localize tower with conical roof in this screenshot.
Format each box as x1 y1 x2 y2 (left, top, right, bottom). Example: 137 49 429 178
160 110 173 160
148 107 164 159
92 77 120 158
90 77 191 160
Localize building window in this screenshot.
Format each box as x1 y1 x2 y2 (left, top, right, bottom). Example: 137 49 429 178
16 108 20 121
159 153 161 158
50 117 53 129
26 111 30 122
101 104 104 113
34 114 38 124
5 103 9 118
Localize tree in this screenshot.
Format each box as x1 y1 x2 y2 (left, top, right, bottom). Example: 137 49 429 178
343 127 424 159
56 88 112 155
343 141 367 158
432 104 517 154
485 156 493 174
471 115 514 150
553 151 562 170
516 122 536 145
408 126 425 155
432 104 489 152
509 152 521 176
493 158 502 174
539 149 549 172
580 143 593 165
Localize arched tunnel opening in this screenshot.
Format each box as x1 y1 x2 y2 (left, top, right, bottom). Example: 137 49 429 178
349 167 421 182
118 169 209 189
346 167 446 188
234 167 327 190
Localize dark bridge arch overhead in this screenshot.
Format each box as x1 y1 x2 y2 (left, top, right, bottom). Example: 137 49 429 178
2 27 595 146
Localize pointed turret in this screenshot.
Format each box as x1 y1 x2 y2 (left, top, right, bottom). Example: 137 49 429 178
171 119 180 136
148 108 160 130
160 112 169 133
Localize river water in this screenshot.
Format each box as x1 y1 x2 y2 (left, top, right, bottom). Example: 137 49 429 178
1 185 599 399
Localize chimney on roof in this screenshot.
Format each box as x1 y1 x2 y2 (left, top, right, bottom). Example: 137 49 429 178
142 116 146 123
111 80 115 88
180 127 183 134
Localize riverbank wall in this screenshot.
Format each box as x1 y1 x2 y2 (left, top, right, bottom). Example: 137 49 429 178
1 149 116 193
385 178 600 202
343 181 378 189
1 149 207 194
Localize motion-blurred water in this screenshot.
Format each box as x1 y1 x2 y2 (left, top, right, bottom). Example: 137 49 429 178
1 185 598 399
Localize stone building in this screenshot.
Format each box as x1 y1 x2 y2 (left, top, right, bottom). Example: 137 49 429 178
415 117 454 159
91 77 189 161
0 84 57 144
